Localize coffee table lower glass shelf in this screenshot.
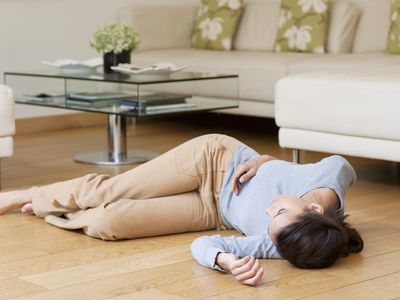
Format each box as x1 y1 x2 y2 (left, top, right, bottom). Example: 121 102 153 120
5 70 239 165
14 96 238 165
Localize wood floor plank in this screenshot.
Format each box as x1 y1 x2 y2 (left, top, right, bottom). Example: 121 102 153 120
158 258 314 299
158 273 247 299
0 245 48 264
106 288 189 300
13 261 210 300
361 231 400 258
0 215 39 233
0 217 78 248
349 200 400 222
300 271 400 300
0 278 46 300
21 245 193 289
204 271 350 300
322 250 400 280
0 231 217 281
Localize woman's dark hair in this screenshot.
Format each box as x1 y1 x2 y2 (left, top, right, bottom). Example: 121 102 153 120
276 211 363 269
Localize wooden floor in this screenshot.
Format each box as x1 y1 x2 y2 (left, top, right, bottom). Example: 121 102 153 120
1 113 400 300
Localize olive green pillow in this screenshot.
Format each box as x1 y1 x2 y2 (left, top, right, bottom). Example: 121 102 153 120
387 0 400 53
192 0 244 51
274 0 329 53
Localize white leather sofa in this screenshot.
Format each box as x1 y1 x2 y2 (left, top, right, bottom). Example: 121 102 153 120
119 0 400 118
273 0 400 163
0 85 15 188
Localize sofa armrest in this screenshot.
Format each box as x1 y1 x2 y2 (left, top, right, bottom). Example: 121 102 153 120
119 4 199 51
0 85 15 137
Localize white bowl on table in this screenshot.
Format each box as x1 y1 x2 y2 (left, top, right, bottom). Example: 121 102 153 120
111 62 189 80
41 58 103 75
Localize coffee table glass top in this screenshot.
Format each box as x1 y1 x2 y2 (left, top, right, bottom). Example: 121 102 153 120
5 70 239 117
4 69 238 84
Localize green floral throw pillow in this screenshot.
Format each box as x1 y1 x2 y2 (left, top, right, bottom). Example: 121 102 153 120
274 0 329 53
388 0 400 53
192 0 244 51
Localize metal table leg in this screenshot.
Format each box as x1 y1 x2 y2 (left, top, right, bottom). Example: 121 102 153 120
292 149 300 164
74 115 158 166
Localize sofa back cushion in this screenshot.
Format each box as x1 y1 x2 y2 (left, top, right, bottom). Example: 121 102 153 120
327 0 362 53
234 0 362 53
353 0 391 53
234 2 280 51
119 5 198 51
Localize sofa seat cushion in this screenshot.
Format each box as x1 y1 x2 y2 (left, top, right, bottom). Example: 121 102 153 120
353 0 391 53
0 85 15 137
132 49 314 101
275 71 400 141
278 129 400 162
287 53 400 74
0 137 13 158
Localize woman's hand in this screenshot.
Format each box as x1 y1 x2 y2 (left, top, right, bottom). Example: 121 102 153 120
216 253 264 286
230 155 277 195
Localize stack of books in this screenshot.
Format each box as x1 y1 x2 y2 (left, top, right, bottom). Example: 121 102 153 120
66 92 195 111
67 92 135 107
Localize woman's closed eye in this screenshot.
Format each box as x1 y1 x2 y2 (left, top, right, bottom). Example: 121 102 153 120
275 208 285 218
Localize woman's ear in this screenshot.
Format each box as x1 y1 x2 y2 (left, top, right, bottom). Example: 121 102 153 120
306 203 324 215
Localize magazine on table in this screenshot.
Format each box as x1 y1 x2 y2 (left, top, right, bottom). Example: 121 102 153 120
21 92 65 102
68 92 137 101
120 93 193 112
66 98 121 107
145 102 196 112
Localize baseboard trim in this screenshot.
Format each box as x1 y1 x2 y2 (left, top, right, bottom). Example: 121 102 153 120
16 113 107 135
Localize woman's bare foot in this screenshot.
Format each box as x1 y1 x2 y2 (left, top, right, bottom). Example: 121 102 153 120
0 190 32 215
21 203 34 215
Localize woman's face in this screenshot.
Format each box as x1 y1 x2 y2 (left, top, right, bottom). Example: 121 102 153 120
266 195 309 244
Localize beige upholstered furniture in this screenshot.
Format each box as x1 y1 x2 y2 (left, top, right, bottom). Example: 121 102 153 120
0 85 15 189
275 0 400 162
119 0 399 118
275 71 400 163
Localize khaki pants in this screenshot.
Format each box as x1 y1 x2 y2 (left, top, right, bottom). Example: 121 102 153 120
28 134 241 240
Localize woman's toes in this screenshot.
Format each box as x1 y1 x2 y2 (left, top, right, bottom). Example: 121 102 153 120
21 203 34 215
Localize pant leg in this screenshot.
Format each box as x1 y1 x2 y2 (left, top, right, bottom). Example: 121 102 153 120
44 191 217 240
30 134 241 227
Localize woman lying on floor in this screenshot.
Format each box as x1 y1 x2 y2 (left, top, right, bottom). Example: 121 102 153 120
0 134 363 286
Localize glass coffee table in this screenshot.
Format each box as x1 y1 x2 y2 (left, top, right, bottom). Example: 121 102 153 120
4 69 238 165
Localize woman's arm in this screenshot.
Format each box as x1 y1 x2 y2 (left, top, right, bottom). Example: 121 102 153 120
190 234 280 286
230 154 277 195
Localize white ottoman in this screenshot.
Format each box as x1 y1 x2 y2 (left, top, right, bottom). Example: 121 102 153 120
275 72 400 162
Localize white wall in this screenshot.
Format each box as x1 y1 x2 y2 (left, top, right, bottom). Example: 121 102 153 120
0 0 196 119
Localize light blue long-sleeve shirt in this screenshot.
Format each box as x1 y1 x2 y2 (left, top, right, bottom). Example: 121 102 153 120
191 144 356 271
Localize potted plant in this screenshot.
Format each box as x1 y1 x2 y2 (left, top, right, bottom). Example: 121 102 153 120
90 23 140 73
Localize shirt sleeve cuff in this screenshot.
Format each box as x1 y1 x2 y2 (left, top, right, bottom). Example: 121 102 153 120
204 247 227 272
